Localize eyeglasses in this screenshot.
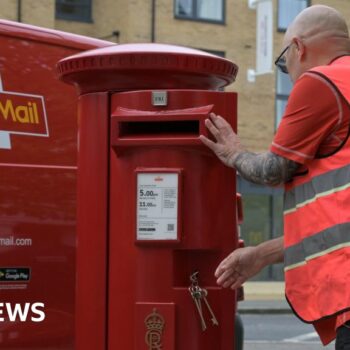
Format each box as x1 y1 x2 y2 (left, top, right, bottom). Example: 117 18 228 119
275 44 291 74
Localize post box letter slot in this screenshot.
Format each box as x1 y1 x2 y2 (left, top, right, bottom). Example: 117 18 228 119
119 120 199 138
110 105 213 148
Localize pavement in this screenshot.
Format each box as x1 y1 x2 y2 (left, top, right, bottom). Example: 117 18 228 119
238 281 292 314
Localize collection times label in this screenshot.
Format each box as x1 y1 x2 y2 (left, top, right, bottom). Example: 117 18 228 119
137 173 178 240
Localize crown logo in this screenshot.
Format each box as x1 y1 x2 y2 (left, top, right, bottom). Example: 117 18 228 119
145 308 165 331
144 308 165 350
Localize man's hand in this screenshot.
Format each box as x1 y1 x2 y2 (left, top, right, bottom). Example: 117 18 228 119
215 237 284 289
200 112 300 186
199 112 244 168
215 246 263 289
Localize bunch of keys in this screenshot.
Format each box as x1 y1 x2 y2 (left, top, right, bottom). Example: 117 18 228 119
188 271 219 331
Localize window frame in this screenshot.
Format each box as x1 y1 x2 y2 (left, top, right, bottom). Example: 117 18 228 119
174 0 226 25
198 48 225 58
275 70 293 130
275 94 289 130
277 0 310 32
55 0 93 23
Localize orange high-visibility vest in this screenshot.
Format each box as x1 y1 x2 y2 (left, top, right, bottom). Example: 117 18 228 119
284 56 350 323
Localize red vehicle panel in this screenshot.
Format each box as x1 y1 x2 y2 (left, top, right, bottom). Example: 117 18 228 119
0 20 113 349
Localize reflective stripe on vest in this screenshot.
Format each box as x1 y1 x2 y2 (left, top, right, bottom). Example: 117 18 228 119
284 163 350 214
284 221 350 271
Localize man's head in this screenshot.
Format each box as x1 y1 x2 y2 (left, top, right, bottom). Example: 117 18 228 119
277 5 350 82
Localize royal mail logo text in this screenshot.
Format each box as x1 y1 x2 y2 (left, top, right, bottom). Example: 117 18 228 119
0 91 48 150
0 93 47 133
0 99 40 124
0 303 45 322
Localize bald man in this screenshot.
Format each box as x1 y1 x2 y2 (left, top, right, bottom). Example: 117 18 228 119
200 5 350 349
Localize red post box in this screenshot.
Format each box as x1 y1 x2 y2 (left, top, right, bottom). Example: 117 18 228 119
57 44 239 350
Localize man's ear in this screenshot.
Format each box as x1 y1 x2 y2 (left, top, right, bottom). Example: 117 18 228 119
293 37 306 60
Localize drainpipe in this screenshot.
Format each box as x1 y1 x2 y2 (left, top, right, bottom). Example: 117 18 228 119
17 0 22 22
151 0 156 42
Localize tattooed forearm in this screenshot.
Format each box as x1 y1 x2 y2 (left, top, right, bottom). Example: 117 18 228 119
233 151 300 186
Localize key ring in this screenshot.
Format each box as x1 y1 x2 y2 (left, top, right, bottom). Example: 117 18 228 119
190 271 199 286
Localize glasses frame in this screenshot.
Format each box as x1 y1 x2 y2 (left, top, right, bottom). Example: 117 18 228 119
274 44 291 74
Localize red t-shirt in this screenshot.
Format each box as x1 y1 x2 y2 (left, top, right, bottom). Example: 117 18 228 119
270 68 350 345
270 72 350 164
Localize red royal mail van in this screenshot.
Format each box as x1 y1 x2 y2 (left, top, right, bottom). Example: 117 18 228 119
0 20 113 349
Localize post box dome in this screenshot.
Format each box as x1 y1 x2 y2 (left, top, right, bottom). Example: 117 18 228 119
57 43 238 94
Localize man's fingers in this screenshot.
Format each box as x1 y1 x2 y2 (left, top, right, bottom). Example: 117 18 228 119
215 263 226 278
215 251 239 276
209 112 222 124
209 113 231 130
214 254 231 277
199 135 216 150
204 118 223 142
222 273 240 288
230 276 246 290
216 268 235 286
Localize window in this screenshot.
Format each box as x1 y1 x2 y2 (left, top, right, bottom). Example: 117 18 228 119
56 0 92 22
275 70 293 129
277 0 309 31
237 177 284 281
199 49 225 58
175 0 225 23
275 0 308 128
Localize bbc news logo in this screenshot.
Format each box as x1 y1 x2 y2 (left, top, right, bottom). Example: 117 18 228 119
0 303 45 322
